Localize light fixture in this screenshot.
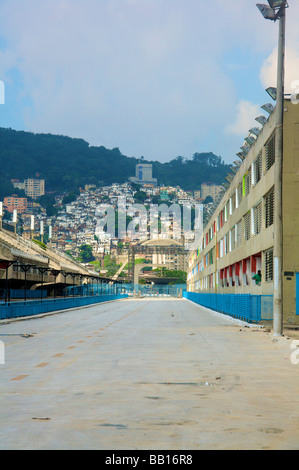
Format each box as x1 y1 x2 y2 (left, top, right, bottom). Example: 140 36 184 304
268 0 286 9
261 103 275 114
241 142 251 153
256 3 277 20
225 175 233 183
255 115 267 126
249 127 262 137
236 152 245 161
245 135 256 146
266 86 277 100
230 166 238 174
256 1 287 21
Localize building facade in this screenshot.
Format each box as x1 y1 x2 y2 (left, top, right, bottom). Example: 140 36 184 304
4 196 28 214
201 183 223 201
187 98 299 325
130 163 158 187
23 179 45 199
194 190 201 201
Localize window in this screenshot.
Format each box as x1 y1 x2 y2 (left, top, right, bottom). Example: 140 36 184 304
225 233 229 255
265 134 275 171
223 268 228 288
230 226 236 251
244 171 251 197
244 211 251 241
209 248 213 265
265 249 274 282
253 152 263 185
219 269 224 288
236 220 242 247
220 210 224 228
225 201 229 222
237 183 243 207
230 193 236 214
235 188 239 209
253 202 262 235
220 238 224 258
235 262 241 287
265 186 274 228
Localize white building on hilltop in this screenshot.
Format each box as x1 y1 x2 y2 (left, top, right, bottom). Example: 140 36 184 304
129 163 158 187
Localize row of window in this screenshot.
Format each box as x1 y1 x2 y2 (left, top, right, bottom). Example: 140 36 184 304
192 249 273 291
201 134 276 251
189 186 275 272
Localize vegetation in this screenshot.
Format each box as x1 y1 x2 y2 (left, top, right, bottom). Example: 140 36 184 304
32 239 47 250
103 255 121 277
62 191 80 205
37 194 58 217
152 268 187 284
78 244 95 263
0 128 229 196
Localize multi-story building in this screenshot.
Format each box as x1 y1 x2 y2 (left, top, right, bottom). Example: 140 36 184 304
194 190 201 201
142 238 187 274
11 178 45 199
4 196 28 214
11 179 25 191
187 97 299 325
23 179 45 199
130 163 158 187
201 183 223 201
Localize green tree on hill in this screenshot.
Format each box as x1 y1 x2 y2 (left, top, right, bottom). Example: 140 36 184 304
0 128 230 193
78 244 95 263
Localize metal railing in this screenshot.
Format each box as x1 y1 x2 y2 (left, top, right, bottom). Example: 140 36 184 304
183 291 273 323
0 293 128 320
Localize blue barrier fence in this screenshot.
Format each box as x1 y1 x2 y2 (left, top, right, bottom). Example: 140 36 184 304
183 292 273 323
0 294 128 320
0 289 48 299
123 283 187 297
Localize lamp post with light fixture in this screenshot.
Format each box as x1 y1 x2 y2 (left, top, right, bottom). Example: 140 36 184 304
257 0 288 336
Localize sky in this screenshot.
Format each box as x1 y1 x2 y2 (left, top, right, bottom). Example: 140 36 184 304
0 0 298 164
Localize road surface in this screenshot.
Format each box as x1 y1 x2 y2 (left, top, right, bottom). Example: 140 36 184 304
0 298 298 450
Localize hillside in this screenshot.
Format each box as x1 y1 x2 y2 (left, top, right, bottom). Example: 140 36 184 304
0 127 230 197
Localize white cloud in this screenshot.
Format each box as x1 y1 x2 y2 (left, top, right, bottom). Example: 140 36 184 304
0 0 298 163
226 100 260 137
0 0 239 161
260 47 299 94
259 1 299 95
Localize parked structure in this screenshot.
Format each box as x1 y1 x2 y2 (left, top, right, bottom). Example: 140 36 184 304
187 97 299 325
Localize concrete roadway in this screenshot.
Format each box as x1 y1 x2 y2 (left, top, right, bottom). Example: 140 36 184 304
0 298 298 450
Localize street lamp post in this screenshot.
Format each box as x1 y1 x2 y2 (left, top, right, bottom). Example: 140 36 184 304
257 0 287 336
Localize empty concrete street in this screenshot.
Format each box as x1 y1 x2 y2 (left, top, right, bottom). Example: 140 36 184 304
0 298 298 450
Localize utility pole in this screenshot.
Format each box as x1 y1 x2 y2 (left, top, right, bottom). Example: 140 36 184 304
257 0 287 336
273 6 286 336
